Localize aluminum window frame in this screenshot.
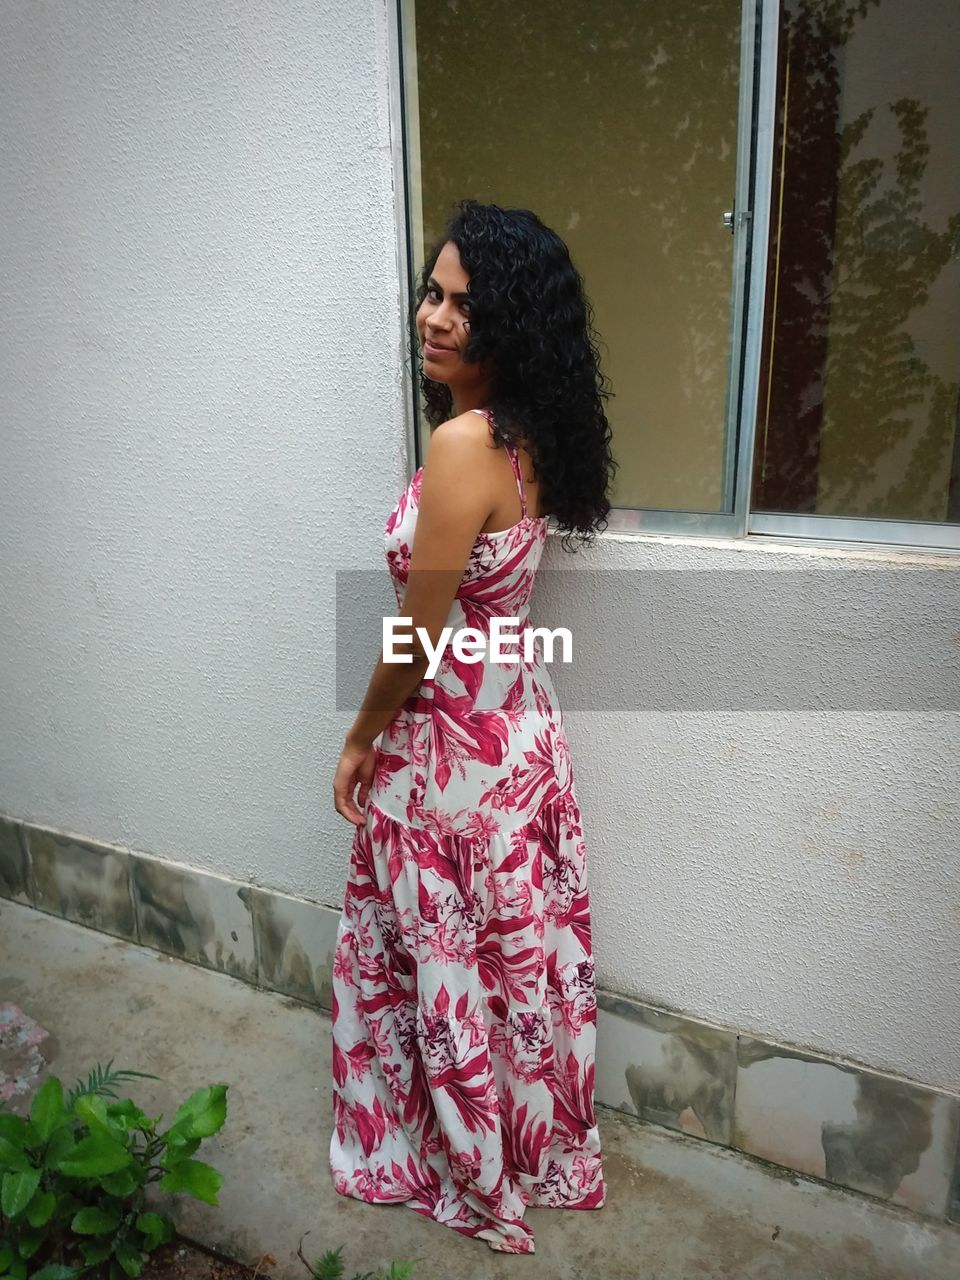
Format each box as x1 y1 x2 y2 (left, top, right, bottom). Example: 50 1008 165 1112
388 0 960 557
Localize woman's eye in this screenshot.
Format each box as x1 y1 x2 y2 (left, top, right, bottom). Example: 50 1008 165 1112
427 286 441 301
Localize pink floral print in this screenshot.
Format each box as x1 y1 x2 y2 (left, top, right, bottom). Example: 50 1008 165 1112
330 419 604 1253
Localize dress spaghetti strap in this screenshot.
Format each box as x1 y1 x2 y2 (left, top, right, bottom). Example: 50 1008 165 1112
505 447 528 519
468 407 528 519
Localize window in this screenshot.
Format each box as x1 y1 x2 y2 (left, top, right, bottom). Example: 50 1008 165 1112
396 0 960 551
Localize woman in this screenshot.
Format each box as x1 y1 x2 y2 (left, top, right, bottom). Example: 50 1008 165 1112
329 200 615 1254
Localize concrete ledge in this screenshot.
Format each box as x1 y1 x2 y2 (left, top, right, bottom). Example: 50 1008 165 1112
2 809 958 1226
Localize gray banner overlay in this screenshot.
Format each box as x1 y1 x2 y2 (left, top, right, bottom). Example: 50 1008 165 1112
335 569 960 711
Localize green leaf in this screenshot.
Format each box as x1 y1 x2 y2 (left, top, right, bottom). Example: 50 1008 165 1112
80 1238 115 1265
56 1134 131 1178
134 1211 173 1252
158 1158 223 1206
114 1240 145 1278
67 1063 159 1109
0 1115 26 1144
383 1264 418 1280
0 1243 13 1272
29 1267 80 1280
42 1129 75 1169
54 1190 82 1220
100 1166 141 1196
159 1137 200 1168
1 1169 41 1219
6 1259 26 1280
164 1086 227 1144
73 1095 124 1143
71 1206 122 1235
25 1187 56 1227
0 1137 30 1174
16 1227 42 1259
105 1101 153 1134
28 1079 67 1145
309 1248 345 1280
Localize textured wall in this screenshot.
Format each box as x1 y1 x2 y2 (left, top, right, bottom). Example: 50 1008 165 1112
0 0 407 897
538 534 960 1096
1 2 958 1098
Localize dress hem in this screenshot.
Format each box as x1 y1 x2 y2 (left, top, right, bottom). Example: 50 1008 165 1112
330 1168 606 1255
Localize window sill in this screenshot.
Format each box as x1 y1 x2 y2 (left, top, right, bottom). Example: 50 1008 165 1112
547 523 960 567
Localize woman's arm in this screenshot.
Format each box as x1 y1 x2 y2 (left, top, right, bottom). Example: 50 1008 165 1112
333 416 497 824
343 651 429 754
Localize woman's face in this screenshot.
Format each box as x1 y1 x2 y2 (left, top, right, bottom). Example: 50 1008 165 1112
416 241 488 396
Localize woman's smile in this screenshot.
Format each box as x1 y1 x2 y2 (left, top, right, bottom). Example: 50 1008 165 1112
423 338 457 357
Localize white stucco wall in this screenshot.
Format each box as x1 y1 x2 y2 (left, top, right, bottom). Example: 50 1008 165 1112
1 1 959 1097
537 537 960 1097
0 0 408 897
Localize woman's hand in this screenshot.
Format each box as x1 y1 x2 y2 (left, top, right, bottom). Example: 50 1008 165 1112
333 739 377 826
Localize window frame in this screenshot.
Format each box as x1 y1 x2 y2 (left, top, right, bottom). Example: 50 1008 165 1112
389 0 960 557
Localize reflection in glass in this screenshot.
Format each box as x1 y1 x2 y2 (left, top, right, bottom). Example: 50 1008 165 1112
411 0 741 513
755 0 960 523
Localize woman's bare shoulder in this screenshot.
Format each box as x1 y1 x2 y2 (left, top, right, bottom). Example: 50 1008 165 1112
426 411 500 458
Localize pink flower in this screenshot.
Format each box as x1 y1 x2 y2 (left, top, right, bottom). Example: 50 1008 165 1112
449 1143 484 1185
332 938 356 987
425 921 465 964
461 809 499 841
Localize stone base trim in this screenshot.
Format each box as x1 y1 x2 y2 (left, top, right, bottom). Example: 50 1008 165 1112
1 811 958 1225
596 993 960 1226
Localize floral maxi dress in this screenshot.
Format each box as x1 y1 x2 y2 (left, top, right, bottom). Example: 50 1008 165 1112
329 411 605 1253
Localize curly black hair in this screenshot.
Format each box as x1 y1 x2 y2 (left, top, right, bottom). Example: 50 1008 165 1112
415 200 616 550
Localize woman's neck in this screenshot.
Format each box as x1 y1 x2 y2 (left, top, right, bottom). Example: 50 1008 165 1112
451 383 492 417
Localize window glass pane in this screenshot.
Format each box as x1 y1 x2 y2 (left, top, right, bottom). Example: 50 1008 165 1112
410 0 741 513
755 0 960 523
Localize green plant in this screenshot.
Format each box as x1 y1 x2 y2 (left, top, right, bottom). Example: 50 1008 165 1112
0 1062 228 1280
297 1238 419 1280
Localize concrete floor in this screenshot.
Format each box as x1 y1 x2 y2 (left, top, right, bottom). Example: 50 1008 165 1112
1 899 957 1280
